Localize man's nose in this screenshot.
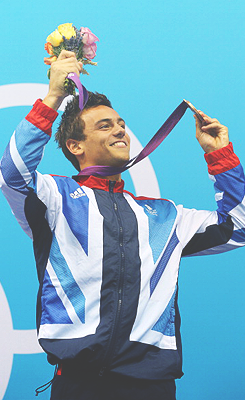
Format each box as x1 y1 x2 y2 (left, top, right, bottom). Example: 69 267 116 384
113 127 125 138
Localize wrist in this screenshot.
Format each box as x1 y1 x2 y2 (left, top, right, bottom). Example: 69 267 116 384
43 92 65 111
204 140 230 154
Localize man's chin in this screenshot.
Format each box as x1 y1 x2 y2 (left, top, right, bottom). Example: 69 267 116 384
109 157 130 168
101 152 129 168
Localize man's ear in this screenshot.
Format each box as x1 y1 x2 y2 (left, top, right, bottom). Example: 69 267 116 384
66 139 85 156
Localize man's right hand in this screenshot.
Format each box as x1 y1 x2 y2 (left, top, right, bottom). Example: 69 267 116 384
43 50 83 110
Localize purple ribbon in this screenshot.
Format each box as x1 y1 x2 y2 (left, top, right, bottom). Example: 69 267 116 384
67 74 191 177
67 73 89 110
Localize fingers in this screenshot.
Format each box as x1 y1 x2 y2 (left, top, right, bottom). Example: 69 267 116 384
193 114 203 127
194 110 225 133
57 50 76 60
194 108 229 152
201 122 223 138
78 61 83 71
195 113 226 136
195 110 219 125
44 51 83 109
201 122 220 131
193 114 206 135
194 111 222 136
50 51 83 77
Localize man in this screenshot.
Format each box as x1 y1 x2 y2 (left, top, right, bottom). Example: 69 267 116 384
1 50 245 400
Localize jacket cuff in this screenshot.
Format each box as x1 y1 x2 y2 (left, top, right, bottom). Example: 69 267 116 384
204 142 240 175
25 99 59 137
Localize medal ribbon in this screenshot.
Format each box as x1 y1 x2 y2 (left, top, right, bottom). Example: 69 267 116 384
67 74 191 177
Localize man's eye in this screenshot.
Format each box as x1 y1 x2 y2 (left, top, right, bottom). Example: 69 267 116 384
100 124 110 129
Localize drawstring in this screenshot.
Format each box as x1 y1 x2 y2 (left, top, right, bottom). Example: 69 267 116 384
35 365 58 396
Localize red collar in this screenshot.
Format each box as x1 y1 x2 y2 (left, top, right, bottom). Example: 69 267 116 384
72 175 125 193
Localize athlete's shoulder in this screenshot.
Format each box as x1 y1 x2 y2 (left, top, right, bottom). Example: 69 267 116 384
123 189 171 203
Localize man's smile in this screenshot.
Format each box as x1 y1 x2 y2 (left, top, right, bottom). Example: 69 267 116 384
110 140 127 148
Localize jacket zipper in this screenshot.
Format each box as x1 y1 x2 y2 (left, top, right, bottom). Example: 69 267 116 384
99 181 126 376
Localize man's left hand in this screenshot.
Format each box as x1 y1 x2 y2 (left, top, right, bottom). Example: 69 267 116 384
195 111 229 153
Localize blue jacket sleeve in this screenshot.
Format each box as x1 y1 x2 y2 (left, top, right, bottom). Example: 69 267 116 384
180 143 245 256
0 100 58 237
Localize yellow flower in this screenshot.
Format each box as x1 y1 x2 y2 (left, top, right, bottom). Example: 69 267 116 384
46 29 63 47
58 23 76 40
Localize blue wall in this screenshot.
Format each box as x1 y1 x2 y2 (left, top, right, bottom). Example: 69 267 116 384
0 1 245 399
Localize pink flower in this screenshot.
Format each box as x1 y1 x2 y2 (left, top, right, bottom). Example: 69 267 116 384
82 43 97 60
80 27 99 59
80 27 99 45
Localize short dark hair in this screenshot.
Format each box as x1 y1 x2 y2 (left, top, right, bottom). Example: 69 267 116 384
55 92 112 171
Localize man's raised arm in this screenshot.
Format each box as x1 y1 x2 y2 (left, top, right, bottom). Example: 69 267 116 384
0 51 82 236
195 110 229 153
179 111 245 256
43 50 83 110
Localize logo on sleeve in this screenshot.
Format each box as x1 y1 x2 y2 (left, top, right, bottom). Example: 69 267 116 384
70 188 86 199
145 204 158 216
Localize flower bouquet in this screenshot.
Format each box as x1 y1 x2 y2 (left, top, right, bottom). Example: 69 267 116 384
44 23 99 95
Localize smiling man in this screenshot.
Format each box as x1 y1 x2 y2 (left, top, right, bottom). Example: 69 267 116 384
1 50 245 400
58 100 130 178
75 106 130 169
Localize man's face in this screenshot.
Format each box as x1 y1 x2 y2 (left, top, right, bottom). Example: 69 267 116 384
79 105 130 168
